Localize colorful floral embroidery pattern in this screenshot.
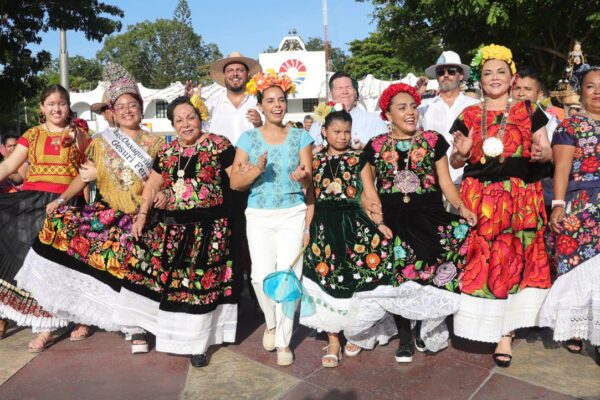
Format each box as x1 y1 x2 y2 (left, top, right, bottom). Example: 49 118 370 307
304 150 393 297
392 220 468 292
368 131 442 194
457 102 551 300
39 203 134 279
157 134 232 211
552 115 600 184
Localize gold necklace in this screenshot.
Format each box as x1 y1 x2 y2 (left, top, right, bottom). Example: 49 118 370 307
480 98 512 164
324 150 345 195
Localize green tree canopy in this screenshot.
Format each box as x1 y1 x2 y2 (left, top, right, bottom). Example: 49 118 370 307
0 0 122 131
361 0 600 85
345 32 413 80
41 56 103 92
97 9 221 87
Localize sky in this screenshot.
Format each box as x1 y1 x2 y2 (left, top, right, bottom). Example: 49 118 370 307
31 0 379 60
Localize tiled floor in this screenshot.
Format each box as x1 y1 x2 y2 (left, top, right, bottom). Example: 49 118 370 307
1 298 598 400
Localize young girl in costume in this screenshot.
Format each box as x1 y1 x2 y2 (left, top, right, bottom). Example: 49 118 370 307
300 103 394 367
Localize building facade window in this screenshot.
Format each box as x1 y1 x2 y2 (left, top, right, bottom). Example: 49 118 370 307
156 100 168 118
302 98 319 113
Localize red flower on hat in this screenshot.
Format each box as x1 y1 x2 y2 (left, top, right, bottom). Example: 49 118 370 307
378 83 422 121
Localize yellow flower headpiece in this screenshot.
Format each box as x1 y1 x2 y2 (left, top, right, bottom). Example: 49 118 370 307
313 101 345 124
470 44 517 80
189 93 210 122
245 69 296 96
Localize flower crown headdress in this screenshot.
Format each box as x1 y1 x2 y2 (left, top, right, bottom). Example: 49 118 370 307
470 44 517 81
245 69 296 96
312 101 345 124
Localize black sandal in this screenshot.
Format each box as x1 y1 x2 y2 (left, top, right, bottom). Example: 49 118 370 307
493 334 514 368
564 338 583 354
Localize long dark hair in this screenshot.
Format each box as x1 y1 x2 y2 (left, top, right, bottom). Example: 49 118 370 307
39 84 75 124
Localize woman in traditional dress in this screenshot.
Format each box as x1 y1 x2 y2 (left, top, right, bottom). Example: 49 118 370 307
450 44 552 367
230 70 313 366
114 96 239 367
349 83 476 363
0 84 89 351
300 103 395 367
541 66 600 365
16 64 164 353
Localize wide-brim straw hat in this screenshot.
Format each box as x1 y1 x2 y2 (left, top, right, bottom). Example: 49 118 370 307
91 90 110 114
425 51 471 80
209 52 262 87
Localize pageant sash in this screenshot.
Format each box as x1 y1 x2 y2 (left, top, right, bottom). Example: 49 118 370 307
101 128 153 181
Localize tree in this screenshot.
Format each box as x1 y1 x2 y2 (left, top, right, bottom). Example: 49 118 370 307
0 1 123 114
41 56 103 92
173 0 192 26
345 32 413 80
360 0 600 85
96 2 221 88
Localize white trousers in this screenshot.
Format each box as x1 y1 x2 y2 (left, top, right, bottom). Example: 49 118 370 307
246 203 306 348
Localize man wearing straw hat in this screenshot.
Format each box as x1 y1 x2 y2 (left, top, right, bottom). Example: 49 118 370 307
419 51 479 185
204 51 263 144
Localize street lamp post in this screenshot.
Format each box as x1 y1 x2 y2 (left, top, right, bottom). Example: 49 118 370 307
59 30 69 90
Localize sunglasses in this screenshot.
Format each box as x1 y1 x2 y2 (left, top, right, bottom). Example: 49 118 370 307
436 67 462 77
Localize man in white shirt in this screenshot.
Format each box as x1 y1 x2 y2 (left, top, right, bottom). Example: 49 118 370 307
310 72 387 148
205 52 263 144
419 51 479 185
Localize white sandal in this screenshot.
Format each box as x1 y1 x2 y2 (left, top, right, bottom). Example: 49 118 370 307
344 343 362 357
277 347 294 366
262 328 276 352
322 345 342 368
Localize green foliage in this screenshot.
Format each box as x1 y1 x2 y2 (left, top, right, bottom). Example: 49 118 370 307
41 56 103 92
361 0 600 85
0 0 122 132
345 32 413 80
96 5 221 88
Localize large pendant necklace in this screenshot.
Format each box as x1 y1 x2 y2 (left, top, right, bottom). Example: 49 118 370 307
172 141 199 199
44 123 69 151
324 151 344 195
480 98 512 164
389 132 421 203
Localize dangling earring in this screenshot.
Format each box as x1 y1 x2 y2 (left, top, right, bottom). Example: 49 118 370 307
39 111 46 124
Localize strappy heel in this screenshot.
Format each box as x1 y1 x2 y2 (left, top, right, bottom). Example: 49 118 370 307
493 333 514 368
322 344 342 367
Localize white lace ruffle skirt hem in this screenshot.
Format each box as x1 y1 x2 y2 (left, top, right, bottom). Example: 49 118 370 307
453 287 549 343
299 278 354 333
113 287 238 355
0 303 68 333
344 281 460 352
16 249 122 332
540 255 600 345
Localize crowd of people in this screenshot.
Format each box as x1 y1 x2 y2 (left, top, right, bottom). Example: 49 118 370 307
0 44 598 372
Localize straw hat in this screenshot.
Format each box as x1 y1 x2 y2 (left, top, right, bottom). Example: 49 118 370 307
90 90 110 114
425 51 471 80
209 52 262 87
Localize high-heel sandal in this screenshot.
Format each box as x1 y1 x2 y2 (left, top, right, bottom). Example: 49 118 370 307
28 332 55 353
322 344 342 368
564 338 583 354
492 334 514 368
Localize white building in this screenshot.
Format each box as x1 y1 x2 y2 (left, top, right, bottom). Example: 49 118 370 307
70 33 433 135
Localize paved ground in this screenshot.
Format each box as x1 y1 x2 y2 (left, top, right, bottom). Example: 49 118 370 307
1 297 599 400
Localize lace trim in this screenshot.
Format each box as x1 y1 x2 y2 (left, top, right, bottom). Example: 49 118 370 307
347 282 460 352
298 278 353 333
0 303 68 333
540 255 600 345
16 249 122 331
